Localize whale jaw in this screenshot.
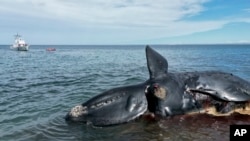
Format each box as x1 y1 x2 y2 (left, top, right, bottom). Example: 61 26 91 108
65 83 148 126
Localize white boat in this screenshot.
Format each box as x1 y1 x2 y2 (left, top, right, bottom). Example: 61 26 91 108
10 34 29 51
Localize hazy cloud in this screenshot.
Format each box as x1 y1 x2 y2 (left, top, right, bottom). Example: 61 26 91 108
0 0 209 26
1 0 250 44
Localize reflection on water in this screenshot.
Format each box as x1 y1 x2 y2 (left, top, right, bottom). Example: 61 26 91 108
4 113 249 141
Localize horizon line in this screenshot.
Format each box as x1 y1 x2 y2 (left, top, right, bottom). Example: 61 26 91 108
1 43 250 46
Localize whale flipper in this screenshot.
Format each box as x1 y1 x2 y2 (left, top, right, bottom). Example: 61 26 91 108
146 46 168 80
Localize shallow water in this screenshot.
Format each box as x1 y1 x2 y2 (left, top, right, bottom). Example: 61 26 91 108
0 45 250 141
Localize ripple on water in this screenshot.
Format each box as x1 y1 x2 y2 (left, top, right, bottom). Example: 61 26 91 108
1 116 73 141
1 45 250 141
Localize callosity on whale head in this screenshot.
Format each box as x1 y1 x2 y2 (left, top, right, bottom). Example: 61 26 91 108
65 83 148 126
145 46 250 117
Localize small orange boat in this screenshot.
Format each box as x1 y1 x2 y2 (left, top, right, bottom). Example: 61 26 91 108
46 48 56 51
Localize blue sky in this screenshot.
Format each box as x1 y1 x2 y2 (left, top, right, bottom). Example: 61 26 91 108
0 0 250 45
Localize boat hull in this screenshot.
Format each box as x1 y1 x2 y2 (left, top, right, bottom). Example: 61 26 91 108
10 45 29 51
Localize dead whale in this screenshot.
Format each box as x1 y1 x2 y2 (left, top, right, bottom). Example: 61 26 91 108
66 46 250 126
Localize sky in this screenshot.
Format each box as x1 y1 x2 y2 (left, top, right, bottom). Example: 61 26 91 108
0 0 250 45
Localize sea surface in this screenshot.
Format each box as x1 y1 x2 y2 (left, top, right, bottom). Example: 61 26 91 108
0 45 250 141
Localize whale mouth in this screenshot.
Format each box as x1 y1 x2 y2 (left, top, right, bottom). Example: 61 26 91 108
65 83 148 126
65 93 128 123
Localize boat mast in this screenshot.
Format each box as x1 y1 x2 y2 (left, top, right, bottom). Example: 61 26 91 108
14 33 21 39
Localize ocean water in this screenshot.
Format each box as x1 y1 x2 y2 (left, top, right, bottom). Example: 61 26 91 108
0 45 250 141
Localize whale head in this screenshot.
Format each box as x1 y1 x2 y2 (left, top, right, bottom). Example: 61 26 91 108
65 83 148 126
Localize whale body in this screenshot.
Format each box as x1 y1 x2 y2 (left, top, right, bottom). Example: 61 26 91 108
66 46 250 126
145 46 250 117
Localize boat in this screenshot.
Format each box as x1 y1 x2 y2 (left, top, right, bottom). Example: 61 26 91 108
10 34 29 51
46 48 56 51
